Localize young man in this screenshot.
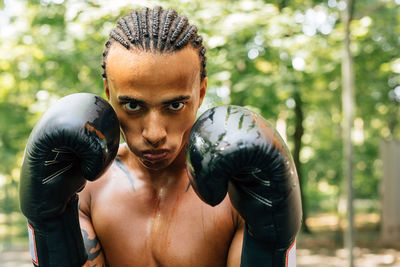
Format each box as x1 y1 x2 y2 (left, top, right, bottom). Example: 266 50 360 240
79 7 241 266
20 7 301 267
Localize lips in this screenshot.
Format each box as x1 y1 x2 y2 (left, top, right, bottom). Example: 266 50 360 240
141 149 169 162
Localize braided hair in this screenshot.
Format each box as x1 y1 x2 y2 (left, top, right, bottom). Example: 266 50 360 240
101 7 207 81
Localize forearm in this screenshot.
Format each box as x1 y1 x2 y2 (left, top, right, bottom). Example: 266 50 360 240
79 206 107 267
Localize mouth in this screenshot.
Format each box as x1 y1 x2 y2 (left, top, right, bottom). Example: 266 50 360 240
141 149 170 162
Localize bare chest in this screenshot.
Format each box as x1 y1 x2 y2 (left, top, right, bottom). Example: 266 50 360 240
90 182 235 267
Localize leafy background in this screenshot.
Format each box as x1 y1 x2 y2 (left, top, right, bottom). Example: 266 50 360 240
0 0 399 263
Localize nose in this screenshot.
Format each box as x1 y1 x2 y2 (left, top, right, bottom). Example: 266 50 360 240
142 111 167 148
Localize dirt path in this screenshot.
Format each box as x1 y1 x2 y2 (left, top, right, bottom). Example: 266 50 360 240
1 246 400 266
297 248 400 267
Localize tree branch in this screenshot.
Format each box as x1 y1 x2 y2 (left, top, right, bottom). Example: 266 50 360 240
354 1 390 20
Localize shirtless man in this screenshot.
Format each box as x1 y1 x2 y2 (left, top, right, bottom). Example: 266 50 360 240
19 7 302 267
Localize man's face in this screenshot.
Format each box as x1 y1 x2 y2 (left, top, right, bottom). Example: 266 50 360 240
104 44 207 170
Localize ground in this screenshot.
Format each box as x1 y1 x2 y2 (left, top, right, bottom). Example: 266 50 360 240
1 245 399 266
1 212 400 266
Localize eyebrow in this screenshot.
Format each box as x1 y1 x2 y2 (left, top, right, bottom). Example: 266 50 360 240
117 96 146 105
161 95 191 105
117 95 190 105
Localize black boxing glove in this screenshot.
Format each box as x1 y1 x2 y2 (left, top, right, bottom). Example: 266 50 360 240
19 93 120 267
186 106 302 267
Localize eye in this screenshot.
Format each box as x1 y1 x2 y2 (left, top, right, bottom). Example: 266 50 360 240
124 102 141 112
168 102 184 111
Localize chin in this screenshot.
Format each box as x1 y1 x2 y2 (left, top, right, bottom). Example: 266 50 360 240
139 155 177 171
140 160 168 170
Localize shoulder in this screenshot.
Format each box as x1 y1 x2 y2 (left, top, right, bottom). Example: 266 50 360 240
115 142 130 160
220 194 244 231
78 143 130 216
186 183 242 232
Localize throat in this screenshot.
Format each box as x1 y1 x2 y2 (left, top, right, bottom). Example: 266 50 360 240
145 161 188 194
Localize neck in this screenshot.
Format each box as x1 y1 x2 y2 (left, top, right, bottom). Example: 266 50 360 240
129 144 189 193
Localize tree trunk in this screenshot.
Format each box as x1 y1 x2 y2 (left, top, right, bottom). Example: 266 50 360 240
380 139 400 244
292 90 311 234
341 0 356 266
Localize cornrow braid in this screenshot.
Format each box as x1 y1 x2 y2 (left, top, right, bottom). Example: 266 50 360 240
160 8 177 51
168 16 188 49
101 40 112 78
117 18 133 43
140 7 150 49
130 10 141 46
101 6 208 81
110 30 130 49
152 6 161 49
175 25 197 50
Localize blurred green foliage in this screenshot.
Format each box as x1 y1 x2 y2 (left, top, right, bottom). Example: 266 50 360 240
0 0 399 242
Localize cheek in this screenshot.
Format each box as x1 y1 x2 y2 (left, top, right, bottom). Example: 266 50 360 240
107 93 142 152
119 119 142 156
112 109 140 144
108 97 133 133
170 107 197 143
119 116 140 138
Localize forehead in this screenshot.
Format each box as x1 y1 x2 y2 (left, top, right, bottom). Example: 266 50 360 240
105 44 201 89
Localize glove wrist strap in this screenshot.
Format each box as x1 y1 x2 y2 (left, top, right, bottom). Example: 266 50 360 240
240 224 296 267
27 196 87 267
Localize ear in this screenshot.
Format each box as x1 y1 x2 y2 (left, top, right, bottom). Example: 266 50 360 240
198 77 207 107
104 78 110 100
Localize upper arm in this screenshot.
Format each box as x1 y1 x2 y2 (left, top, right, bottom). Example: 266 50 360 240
226 212 244 267
79 190 107 267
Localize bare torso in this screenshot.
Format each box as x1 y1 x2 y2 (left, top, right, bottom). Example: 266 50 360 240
79 145 243 267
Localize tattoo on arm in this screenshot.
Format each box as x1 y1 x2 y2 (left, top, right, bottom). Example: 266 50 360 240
82 229 102 261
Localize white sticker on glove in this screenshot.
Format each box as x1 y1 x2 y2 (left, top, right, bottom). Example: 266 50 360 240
286 239 296 267
28 223 38 266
